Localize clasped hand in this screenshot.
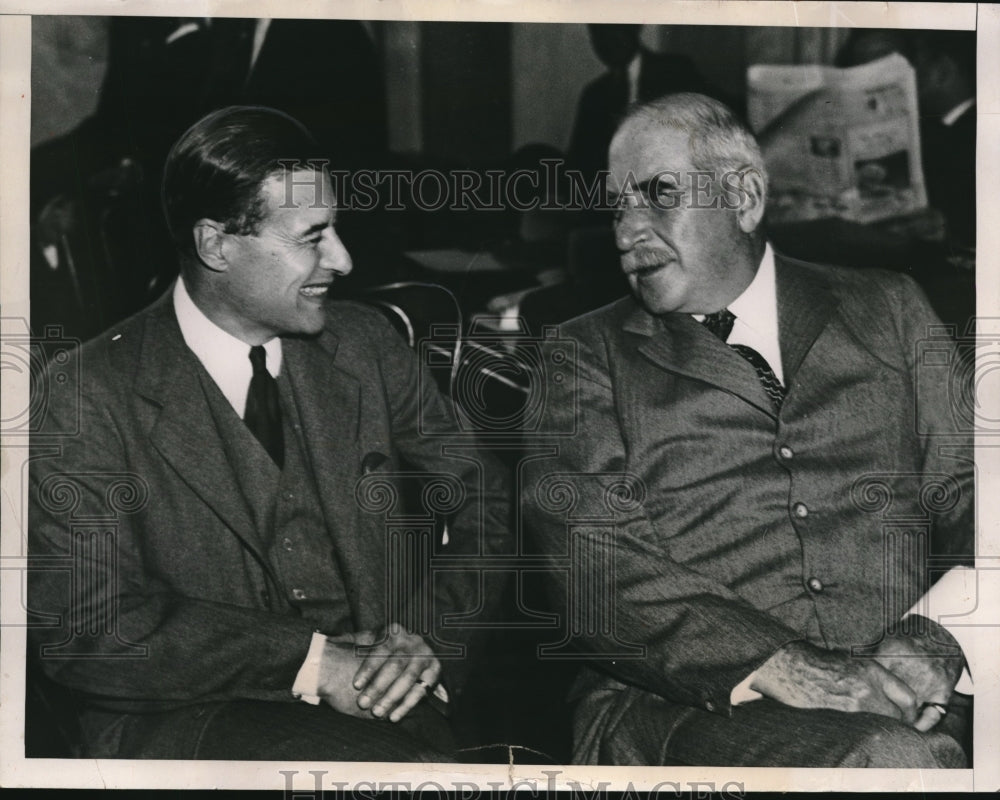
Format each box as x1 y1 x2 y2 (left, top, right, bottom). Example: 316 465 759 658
317 624 441 723
751 620 963 732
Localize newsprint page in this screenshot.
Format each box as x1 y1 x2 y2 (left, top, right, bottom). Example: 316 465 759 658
1 0 998 794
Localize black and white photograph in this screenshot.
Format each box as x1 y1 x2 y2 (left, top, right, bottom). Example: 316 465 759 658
1 0 997 793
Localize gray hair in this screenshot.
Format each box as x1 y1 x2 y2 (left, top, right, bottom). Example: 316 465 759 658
620 92 768 197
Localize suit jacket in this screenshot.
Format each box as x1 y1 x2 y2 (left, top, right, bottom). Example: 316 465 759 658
920 106 976 251
28 290 510 743
239 19 388 168
522 253 973 718
93 17 387 175
567 49 708 180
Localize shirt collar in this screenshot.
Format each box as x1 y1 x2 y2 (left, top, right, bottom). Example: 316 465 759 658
691 244 776 325
728 243 777 334
687 244 783 384
942 98 975 127
173 277 282 416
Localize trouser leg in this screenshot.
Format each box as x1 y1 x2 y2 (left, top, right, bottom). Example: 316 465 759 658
574 686 967 768
114 700 455 762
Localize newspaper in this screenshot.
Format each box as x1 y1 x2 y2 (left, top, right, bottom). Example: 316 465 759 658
748 53 928 225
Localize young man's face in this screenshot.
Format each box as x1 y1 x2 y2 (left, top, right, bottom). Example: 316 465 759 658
219 168 353 344
608 118 757 315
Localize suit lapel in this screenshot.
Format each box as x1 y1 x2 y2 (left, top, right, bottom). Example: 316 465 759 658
775 255 839 383
281 330 365 581
621 254 841 415
625 303 777 418
134 294 262 558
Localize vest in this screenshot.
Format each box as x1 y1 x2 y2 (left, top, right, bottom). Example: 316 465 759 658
198 364 352 634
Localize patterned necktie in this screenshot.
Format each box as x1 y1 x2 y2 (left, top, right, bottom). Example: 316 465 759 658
701 309 786 410
244 346 284 468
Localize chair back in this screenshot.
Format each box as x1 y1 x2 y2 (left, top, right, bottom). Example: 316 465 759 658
357 282 463 396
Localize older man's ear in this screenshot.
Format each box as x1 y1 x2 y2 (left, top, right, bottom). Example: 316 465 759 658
192 219 229 272
736 168 767 234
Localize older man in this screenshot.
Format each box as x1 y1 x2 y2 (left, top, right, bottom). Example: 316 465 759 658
28 106 510 760
522 93 974 767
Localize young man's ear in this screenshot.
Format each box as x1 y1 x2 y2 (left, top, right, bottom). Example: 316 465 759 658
192 220 230 272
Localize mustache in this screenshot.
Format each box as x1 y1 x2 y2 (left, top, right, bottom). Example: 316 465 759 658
621 248 674 273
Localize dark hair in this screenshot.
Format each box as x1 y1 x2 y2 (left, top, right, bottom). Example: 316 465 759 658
162 105 327 257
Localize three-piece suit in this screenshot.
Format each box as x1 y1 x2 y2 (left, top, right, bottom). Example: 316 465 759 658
28 290 510 759
522 253 973 766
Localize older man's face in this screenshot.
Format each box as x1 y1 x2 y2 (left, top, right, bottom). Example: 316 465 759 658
608 119 756 315
219 168 353 344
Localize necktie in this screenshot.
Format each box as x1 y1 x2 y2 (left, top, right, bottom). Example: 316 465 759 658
701 309 786 410
244 346 284 468
702 309 736 342
730 344 786 410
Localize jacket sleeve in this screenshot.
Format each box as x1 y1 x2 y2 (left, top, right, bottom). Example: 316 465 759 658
889 273 975 561
520 327 802 715
28 349 316 713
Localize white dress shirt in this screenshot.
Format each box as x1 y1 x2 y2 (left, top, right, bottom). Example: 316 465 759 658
723 243 784 385
173 277 282 417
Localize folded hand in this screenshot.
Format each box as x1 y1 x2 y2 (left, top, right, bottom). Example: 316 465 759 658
751 640 920 723
317 625 441 723
873 617 964 732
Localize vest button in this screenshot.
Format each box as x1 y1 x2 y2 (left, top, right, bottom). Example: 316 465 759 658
260 589 270 605
793 502 809 518
778 445 794 460
283 537 293 551
292 588 307 600
806 577 824 593
705 700 716 712
283 491 295 501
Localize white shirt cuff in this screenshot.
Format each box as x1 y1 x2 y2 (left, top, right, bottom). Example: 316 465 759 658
730 670 763 705
904 566 977 694
291 631 327 705
291 631 450 706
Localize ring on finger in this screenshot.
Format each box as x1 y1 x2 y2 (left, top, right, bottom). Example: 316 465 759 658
922 701 948 716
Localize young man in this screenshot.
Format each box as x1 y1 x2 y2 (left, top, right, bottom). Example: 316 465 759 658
29 106 510 760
